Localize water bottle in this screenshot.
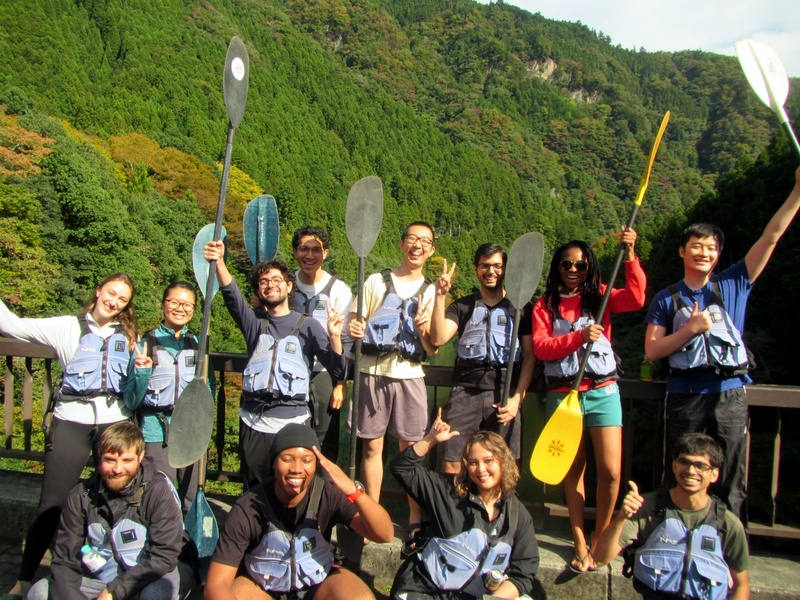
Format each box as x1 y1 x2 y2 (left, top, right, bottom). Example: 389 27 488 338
484 569 505 592
640 355 654 382
81 544 107 573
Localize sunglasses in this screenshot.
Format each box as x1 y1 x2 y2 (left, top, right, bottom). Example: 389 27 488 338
560 260 588 272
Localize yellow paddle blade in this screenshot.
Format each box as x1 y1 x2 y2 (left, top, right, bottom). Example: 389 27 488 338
530 390 583 485
634 111 671 206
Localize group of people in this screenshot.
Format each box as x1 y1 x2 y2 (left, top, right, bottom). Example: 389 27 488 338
0 164 798 599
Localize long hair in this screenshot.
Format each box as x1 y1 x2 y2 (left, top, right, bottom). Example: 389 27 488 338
81 273 137 347
542 240 602 323
454 431 520 498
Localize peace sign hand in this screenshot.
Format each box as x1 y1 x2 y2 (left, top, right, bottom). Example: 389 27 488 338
414 295 432 332
325 299 344 338
133 342 152 369
435 259 456 296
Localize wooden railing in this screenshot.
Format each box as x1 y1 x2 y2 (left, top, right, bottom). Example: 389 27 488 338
1 338 798 538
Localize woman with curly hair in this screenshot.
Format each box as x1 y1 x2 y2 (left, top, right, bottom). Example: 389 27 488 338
0 273 137 599
390 410 539 599
532 229 646 573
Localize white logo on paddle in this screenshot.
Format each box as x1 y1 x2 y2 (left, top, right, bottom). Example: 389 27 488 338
231 57 245 81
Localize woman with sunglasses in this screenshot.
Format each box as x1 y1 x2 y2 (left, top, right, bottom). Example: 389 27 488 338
124 281 215 512
532 228 645 573
0 273 137 600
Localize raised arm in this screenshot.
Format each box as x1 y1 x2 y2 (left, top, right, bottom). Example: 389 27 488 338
429 259 459 347
745 165 800 283
203 240 233 287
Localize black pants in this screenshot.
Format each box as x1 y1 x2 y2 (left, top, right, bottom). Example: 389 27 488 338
19 418 124 581
662 387 749 524
310 370 340 462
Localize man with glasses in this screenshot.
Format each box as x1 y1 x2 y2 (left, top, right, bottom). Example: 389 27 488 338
290 226 353 462
429 243 535 475
593 433 750 600
645 166 800 524
203 242 346 486
348 221 437 548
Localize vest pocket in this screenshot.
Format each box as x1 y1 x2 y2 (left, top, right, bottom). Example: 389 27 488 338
685 556 730 600
242 357 271 394
145 375 173 408
634 552 683 595
63 353 103 393
458 328 487 362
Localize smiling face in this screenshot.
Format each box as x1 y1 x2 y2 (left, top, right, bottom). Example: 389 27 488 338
466 442 502 495
93 280 133 325
672 452 719 495
558 246 588 295
680 235 720 277
273 447 317 505
293 234 329 280
399 224 435 270
474 251 505 291
256 268 292 309
99 447 144 494
162 287 196 331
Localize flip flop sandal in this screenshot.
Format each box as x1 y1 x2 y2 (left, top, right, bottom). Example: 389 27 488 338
568 552 591 574
401 522 424 559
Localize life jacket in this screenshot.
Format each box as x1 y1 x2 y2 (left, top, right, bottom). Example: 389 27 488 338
418 494 519 596
626 486 730 600
59 314 130 401
290 275 339 327
245 476 335 593
361 269 430 363
241 315 309 411
542 311 617 388
457 294 519 367
141 330 198 411
667 281 750 377
82 471 179 583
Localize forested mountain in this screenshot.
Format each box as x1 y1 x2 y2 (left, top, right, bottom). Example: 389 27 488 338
1 0 799 380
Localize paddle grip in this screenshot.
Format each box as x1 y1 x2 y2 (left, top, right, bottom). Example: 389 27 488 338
348 256 366 481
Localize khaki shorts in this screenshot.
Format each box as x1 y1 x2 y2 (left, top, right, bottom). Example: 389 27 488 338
354 373 429 441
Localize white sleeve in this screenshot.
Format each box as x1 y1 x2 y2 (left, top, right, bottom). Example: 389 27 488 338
0 301 80 365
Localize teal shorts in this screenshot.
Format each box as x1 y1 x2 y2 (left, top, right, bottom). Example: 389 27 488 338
545 382 622 428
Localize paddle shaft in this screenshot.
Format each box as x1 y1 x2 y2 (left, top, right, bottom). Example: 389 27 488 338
348 255 366 480
195 124 236 381
497 306 522 437
569 203 641 390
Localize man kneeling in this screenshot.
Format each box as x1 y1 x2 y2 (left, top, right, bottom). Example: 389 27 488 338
28 421 194 600
204 424 394 600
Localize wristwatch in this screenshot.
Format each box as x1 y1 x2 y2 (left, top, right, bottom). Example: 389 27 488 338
346 480 365 503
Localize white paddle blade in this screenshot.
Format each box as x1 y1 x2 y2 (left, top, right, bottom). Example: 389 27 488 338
735 38 790 117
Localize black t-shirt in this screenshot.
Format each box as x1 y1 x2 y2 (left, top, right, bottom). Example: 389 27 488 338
211 476 358 569
446 293 533 390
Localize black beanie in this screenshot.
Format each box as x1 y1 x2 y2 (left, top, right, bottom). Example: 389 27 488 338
270 424 318 463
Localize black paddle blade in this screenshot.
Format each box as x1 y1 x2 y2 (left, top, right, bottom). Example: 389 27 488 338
346 176 383 257
505 232 545 310
243 195 280 264
168 379 214 469
223 36 249 129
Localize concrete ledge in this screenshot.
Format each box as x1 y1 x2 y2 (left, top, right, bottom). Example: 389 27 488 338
2 470 798 599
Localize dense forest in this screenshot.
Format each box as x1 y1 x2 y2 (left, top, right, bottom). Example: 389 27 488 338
1 0 799 384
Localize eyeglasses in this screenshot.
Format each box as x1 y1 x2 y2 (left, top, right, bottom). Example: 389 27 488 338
478 262 504 272
258 277 286 288
674 457 715 473
403 234 434 249
296 245 324 255
164 299 195 312
560 260 588 272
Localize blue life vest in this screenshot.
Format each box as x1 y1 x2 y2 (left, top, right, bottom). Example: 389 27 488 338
290 276 338 328
60 315 130 401
667 281 750 377
457 295 519 367
241 315 309 410
141 330 198 411
543 312 617 388
362 269 430 363
630 486 730 600
245 477 335 593
83 473 179 583
418 495 519 596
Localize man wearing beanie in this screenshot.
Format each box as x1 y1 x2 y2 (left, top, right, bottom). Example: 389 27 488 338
205 424 394 600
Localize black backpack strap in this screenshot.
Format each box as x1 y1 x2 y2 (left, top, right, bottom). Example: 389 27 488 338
710 277 726 309
381 268 395 297
668 284 687 314
143 330 161 367
319 275 338 301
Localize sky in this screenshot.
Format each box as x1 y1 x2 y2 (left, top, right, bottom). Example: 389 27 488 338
477 1 800 77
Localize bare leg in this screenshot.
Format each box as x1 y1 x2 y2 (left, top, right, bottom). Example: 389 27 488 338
229 575 274 599
315 567 375 600
564 434 593 572
361 436 385 503
589 426 622 551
